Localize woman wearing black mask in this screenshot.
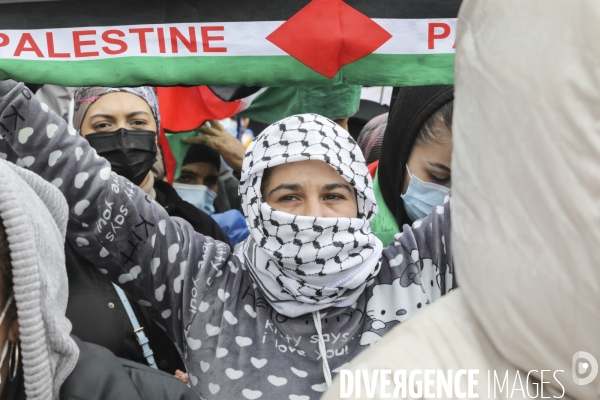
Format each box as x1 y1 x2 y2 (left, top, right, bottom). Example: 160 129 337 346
74 88 160 190
64 86 229 380
73 86 230 244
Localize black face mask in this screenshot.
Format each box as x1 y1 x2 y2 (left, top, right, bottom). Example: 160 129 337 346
86 128 157 186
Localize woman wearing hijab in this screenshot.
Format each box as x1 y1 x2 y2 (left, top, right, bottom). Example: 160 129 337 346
0 158 196 399
73 86 230 246
0 80 453 399
371 86 454 246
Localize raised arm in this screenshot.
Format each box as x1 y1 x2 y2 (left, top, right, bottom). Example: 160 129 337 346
0 80 230 350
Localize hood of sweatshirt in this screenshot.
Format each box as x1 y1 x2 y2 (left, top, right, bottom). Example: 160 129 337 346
454 0 600 397
0 159 79 400
378 85 454 227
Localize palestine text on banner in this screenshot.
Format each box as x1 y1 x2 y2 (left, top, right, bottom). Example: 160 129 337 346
0 0 460 87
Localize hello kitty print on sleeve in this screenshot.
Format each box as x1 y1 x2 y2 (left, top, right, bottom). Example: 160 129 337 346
359 196 453 347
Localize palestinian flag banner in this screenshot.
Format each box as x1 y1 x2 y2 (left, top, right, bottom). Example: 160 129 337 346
0 0 461 87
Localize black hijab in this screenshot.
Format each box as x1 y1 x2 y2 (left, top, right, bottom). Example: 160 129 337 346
378 85 454 227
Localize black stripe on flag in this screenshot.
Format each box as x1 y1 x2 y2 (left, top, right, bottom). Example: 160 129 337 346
0 0 462 29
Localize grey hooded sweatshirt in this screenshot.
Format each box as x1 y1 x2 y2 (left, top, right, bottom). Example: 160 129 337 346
0 158 79 399
0 80 453 400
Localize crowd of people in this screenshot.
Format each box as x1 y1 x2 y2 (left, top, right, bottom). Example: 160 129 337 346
0 0 595 398
0 75 456 399
0 76 455 398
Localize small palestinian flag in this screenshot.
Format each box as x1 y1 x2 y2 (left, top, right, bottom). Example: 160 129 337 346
157 84 362 180
0 0 461 87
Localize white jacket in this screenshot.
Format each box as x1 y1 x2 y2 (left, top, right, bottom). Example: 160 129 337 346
323 0 600 398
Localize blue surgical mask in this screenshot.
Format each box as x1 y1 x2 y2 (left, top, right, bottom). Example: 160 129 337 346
218 118 239 138
401 165 450 221
173 183 217 215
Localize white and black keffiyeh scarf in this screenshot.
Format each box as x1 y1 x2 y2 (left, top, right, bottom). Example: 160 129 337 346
239 114 383 318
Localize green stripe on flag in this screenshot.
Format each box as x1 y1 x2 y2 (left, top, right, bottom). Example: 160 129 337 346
343 54 455 87
0 56 335 87
165 130 198 180
240 85 362 125
0 54 454 87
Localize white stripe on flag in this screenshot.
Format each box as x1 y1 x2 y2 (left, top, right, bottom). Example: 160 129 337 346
374 18 456 54
0 19 456 61
235 87 269 114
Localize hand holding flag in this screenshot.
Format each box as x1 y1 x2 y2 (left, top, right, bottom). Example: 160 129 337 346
182 120 246 174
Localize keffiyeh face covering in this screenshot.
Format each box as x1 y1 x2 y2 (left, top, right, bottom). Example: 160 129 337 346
239 114 383 318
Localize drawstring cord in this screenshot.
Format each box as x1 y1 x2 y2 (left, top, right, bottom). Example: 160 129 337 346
312 310 332 388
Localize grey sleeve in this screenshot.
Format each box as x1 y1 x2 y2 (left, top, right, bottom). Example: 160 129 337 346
0 80 230 350
383 193 454 299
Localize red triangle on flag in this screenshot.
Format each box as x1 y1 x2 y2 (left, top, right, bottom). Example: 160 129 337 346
267 0 392 79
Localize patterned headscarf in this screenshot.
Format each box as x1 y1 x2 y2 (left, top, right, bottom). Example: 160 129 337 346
73 86 160 133
356 112 388 165
239 114 383 318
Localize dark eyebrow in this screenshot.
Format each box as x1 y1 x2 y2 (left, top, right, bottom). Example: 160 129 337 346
268 183 302 197
88 111 151 120
126 111 151 119
88 113 116 120
323 182 354 194
427 162 451 172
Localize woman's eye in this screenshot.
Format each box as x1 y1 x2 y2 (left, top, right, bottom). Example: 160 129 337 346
324 194 343 201
93 122 111 130
428 173 450 185
131 120 148 126
279 195 298 202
